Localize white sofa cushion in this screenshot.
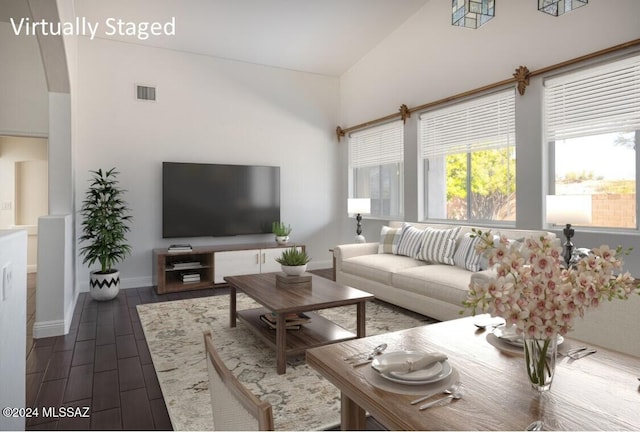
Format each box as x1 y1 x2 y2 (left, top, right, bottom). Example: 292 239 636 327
341 254 426 285
392 265 473 305
378 225 405 254
416 226 461 265
453 232 483 271
396 224 424 257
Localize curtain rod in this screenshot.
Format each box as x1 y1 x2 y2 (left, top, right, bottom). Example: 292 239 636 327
336 38 640 141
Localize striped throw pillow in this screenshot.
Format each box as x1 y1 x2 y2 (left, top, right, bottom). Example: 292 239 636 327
378 225 405 254
453 232 483 271
416 226 461 265
396 225 425 258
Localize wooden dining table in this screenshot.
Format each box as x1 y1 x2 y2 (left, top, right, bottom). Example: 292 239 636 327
306 316 640 430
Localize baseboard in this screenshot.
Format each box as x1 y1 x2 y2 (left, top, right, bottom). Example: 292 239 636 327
33 319 67 338
32 291 78 338
307 259 331 271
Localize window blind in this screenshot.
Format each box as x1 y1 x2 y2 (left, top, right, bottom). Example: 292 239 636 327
349 120 403 168
419 89 516 159
544 54 640 141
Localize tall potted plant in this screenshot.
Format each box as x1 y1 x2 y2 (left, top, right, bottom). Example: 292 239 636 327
79 168 133 301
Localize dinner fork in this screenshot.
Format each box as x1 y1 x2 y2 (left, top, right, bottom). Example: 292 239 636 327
418 391 463 410
410 381 461 405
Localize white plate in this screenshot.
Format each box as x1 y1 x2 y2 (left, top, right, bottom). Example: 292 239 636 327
371 351 452 385
492 325 564 347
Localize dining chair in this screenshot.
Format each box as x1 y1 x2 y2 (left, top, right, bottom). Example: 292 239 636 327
203 330 274 431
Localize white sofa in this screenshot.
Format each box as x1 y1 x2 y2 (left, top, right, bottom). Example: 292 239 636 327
334 221 554 321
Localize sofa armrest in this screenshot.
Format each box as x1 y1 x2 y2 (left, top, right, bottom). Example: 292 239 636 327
333 242 379 262
469 268 497 285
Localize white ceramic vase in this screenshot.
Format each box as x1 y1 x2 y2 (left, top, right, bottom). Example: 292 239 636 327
275 236 289 245
89 270 120 301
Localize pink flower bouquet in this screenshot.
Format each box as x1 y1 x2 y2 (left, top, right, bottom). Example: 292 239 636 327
463 230 637 339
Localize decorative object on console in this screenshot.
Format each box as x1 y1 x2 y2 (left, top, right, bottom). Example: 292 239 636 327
347 198 371 243
545 195 592 267
168 244 192 252
79 168 132 301
275 247 311 276
452 0 495 29
464 230 636 430
272 221 292 245
538 0 587 17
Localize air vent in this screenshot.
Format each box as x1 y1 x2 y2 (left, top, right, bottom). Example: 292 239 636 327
136 85 156 101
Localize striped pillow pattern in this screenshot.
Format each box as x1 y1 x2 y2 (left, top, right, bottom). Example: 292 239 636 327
396 225 425 258
378 225 405 254
416 226 461 265
453 232 483 271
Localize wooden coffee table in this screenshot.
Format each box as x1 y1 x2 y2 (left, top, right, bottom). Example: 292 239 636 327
226 272 374 374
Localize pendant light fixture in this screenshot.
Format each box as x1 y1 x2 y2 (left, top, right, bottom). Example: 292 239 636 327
452 0 495 29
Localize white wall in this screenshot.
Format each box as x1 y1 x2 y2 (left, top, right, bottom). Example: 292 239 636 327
0 229 27 431
76 38 340 290
338 0 640 355
0 23 48 136
35 215 74 338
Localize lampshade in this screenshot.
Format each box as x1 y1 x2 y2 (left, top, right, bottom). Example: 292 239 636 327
347 198 371 215
452 0 495 29
546 195 592 225
538 0 588 16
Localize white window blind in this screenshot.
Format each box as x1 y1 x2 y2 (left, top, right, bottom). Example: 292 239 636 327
544 54 640 141
349 120 403 168
420 89 516 159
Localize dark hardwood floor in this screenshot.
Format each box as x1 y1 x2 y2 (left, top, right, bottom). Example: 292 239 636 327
25 269 385 430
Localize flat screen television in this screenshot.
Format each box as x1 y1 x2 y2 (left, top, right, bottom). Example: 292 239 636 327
162 162 280 238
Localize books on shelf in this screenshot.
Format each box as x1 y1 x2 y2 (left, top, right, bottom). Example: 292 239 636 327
170 261 202 270
180 272 201 283
168 244 192 252
259 312 311 330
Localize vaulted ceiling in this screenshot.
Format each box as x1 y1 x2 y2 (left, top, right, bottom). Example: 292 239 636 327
2 0 431 76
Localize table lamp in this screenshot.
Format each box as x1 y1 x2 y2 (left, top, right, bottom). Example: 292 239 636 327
545 195 592 266
347 198 371 243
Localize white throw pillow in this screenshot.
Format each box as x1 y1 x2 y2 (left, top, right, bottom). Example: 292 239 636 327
416 226 461 265
378 225 405 254
453 232 483 272
396 224 425 258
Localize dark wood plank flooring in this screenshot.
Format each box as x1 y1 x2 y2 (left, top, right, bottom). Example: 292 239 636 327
25 270 385 430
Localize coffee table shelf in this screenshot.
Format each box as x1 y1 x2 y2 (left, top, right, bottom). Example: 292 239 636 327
237 308 356 357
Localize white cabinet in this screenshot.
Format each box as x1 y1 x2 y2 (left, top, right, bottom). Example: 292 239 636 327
260 247 302 273
214 250 261 283
214 246 303 283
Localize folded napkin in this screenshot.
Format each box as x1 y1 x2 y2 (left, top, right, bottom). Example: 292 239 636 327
374 352 448 374
496 325 522 342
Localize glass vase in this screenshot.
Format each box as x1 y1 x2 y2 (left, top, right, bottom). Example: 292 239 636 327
523 336 557 392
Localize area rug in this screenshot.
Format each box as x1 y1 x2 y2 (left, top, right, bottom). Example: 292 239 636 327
137 294 434 430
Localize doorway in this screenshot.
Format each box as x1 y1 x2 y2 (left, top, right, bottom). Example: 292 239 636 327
0 135 48 354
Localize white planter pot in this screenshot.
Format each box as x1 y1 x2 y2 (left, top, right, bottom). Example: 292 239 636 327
275 236 290 245
281 264 307 276
90 270 120 301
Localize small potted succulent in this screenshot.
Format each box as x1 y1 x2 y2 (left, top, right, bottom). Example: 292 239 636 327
275 247 310 276
272 221 292 245
79 168 133 301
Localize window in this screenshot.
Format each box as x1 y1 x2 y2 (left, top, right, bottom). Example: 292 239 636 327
349 121 404 219
545 54 640 229
419 89 516 223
